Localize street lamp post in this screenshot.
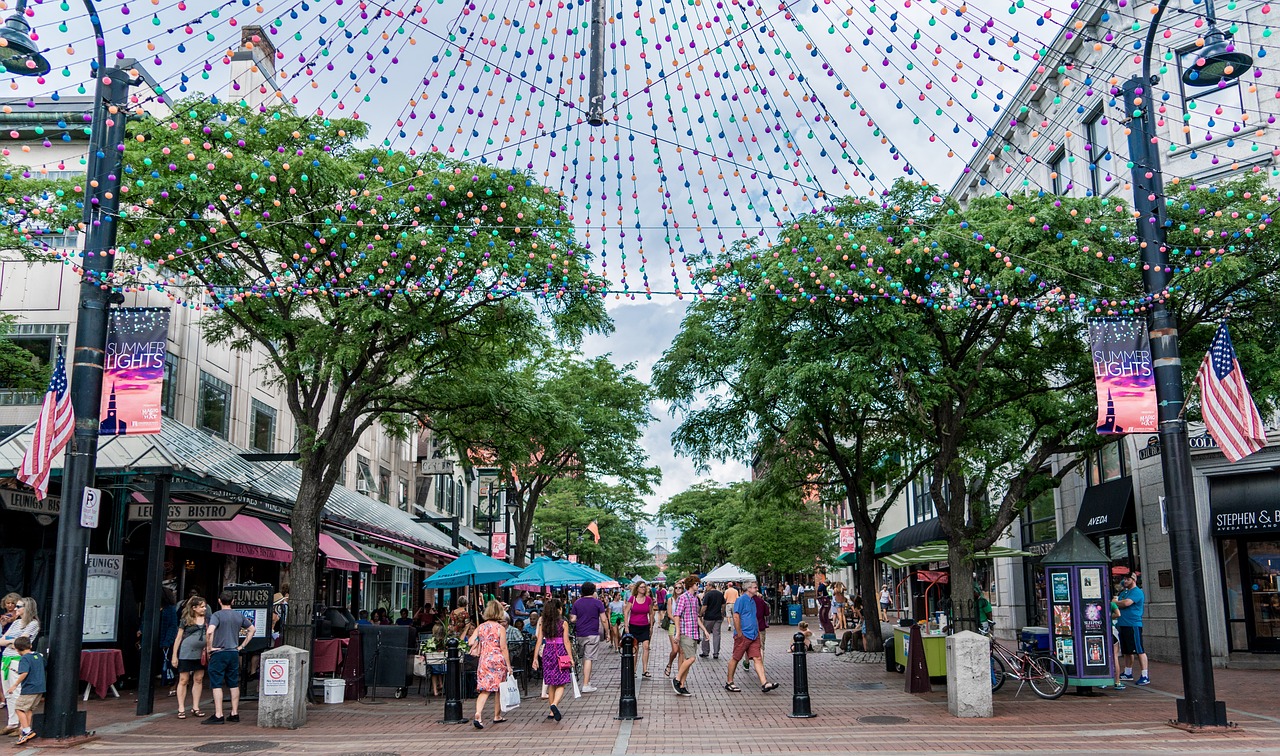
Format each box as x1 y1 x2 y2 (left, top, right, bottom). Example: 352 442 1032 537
0 0 138 739
1121 0 1241 728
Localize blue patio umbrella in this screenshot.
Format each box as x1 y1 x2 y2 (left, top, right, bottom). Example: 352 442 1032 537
502 558 597 588
422 549 521 589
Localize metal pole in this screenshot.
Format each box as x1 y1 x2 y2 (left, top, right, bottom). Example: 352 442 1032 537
1122 6 1227 725
616 634 641 720
42 62 132 742
587 0 608 126
135 475 171 716
787 632 814 718
438 637 468 723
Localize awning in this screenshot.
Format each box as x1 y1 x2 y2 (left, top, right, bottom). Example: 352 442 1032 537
880 541 1033 569
168 514 294 563
361 544 420 573
1075 477 1136 536
887 518 945 553
1210 472 1280 536
320 532 378 573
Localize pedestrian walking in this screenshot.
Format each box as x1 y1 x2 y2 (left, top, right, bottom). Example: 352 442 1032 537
203 591 255 725
1102 594 1125 690
672 575 707 696
699 583 726 659
159 588 179 695
532 598 574 721
0 597 38 737
725 581 779 693
171 596 208 718
608 593 625 651
3 636 43 745
879 584 892 622
832 583 848 631
624 581 655 678
662 583 685 677
469 600 512 729
1116 574 1149 686
570 582 608 693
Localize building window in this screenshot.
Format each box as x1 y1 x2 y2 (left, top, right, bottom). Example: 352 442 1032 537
1176 46 1247 146
446 478 455 515
1083 107 1112 196
1087 442 1126 486
337 458 347 487
356 455 375 496
198 371 231 438
379 466 391 504
0 322 67 405
399 477 409 511
1048 148 1066 195
250 399 276 452
161 353 179 418
1021 487 1058 545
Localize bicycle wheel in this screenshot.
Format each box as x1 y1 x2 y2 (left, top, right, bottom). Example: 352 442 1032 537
1028 655 1068 700
990 654 1007 693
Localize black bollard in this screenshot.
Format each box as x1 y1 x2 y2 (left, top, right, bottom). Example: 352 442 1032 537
616 634 643 720
787 632 816 719
439 637 469 724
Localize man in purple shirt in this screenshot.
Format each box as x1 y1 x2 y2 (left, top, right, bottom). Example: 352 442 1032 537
570 582 609 693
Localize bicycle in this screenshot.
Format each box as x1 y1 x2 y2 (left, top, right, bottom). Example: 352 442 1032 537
983 626 1067 700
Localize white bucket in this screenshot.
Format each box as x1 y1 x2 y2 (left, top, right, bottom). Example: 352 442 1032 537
322 678 345 704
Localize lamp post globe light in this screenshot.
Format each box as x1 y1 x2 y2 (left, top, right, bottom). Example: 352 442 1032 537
1122 0 1249 730
3 0 139 740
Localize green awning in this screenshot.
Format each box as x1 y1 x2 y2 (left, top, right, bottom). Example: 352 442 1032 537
879 541 1033 569
361 544 420 572
872 533 897 556
833 550 858 567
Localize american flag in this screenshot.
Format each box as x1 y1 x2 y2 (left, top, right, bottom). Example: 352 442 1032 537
17 349 75 500
1196 323 1267 463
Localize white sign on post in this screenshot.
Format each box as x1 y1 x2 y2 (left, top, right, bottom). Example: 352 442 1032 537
262 658 289 696
80 487 102 528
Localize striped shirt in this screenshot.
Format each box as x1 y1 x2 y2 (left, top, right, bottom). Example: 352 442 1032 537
674 592 701 639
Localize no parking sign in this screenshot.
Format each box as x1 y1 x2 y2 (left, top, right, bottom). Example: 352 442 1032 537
262 657 289 696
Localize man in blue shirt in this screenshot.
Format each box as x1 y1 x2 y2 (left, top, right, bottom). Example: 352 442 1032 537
723 581 779 694
1115 574 1149 686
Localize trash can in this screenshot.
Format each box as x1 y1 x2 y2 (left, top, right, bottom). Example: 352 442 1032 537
322 678 345 704
884 637 900 673
788 604 802 625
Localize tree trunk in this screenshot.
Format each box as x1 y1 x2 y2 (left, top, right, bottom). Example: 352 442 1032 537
282 473 326 651
860 554 884 652
947 540 979 633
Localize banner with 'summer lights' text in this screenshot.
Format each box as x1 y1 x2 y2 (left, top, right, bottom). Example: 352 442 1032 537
1088 317 1157 435
100 308 170 436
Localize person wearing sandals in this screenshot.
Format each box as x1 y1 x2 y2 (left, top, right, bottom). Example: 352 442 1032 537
468 600 512 729
531 598 573 722
624 581 655 678
662 583 685 678
171 596 209 720
724 582 779 695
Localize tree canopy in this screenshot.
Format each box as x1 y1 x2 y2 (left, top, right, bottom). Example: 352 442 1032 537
532 478 651 579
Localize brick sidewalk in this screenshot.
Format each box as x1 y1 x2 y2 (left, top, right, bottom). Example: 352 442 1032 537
17 630 1280 755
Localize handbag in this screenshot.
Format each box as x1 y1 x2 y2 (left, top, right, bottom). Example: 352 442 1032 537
557 654 573 671
200 647 208 666
660 615 672 631
500 674 521 710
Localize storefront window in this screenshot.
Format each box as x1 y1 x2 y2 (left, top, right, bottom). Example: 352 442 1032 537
1247 540 1280 649
1222 540 1248 651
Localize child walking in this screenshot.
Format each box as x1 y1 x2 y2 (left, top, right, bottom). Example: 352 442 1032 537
4 636 45 745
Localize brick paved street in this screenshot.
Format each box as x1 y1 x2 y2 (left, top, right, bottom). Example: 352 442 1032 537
18 632 1280 755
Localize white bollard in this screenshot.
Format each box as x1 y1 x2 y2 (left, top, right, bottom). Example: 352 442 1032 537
946 631 993 718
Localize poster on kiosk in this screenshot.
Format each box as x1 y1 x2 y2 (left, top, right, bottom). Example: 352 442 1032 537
1041 528 1116 687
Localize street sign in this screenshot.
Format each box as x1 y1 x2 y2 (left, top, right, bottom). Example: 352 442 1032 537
0 489 60 524
420 458 455 476
262 657 289 696
80 487 102 528
128 501 245 522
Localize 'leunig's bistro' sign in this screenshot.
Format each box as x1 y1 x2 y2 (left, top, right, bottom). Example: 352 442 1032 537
1215 507 1280 534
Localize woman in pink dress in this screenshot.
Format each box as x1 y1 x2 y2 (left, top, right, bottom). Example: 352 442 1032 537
531 598 574 722
467 600 511 729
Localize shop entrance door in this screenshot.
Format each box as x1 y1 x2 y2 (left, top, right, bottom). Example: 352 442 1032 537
1246 540 1280 653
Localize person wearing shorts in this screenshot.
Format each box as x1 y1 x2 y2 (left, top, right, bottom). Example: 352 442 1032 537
671 576 706 696
570 582 608 694
724 582 778 694
1115 574 1148 686
204 591 255 724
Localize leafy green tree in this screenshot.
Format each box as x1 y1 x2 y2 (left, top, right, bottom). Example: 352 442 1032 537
0 315 51 392
435 351 660 566
532 479 651 579
656 481 744 575
14 99 610 647
728 485 833 578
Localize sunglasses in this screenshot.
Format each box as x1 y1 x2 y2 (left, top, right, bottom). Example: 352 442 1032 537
15 604 25 609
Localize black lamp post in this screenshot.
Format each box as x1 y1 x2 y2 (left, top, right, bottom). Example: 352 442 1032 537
2 0 141 739
1121 0 1244 729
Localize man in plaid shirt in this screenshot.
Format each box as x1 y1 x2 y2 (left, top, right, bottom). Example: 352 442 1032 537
672 575 708 696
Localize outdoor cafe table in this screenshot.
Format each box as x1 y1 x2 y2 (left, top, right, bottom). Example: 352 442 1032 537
80 648 125 700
